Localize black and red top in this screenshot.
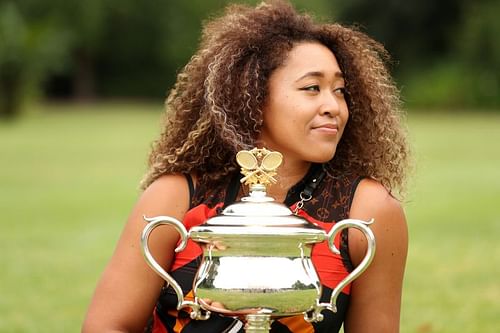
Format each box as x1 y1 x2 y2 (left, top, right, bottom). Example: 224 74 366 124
148 165 363 333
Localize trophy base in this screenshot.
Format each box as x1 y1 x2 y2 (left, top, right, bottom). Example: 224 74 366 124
245 314 272 333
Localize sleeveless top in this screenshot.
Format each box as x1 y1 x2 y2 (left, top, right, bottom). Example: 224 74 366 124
148 165 363 333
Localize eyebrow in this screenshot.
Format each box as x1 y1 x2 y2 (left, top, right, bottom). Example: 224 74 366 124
295 71 344 82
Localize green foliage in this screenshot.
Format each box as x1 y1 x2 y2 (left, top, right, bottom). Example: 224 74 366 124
456 0 500 107
0 1 70 118
459 0 500 70
331 0 500 109
403 61 500 110
331 0 463 70
1 0 499 110
0 2 30 118
91 0 336 97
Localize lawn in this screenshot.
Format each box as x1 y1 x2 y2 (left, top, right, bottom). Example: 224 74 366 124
401 111 500 333
0 103 499 332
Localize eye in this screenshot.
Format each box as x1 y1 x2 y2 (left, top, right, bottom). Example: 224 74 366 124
333 87 347 97
300 85 320 92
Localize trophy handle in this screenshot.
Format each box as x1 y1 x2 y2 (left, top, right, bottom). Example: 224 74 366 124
326 218 375 310
305 218 376 322
141 215 210 320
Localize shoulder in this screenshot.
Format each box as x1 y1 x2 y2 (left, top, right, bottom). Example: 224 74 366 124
143 173 190 198
146 173 190 190
350 178 405 223
135 173 192 219
348 178 408 266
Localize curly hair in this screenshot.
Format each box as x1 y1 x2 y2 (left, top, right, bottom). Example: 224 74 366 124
141 0 411 197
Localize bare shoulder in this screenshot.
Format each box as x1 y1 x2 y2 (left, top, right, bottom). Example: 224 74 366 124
141 173 190 202
348 178 408 266
351 178 404 220
134 173 192 219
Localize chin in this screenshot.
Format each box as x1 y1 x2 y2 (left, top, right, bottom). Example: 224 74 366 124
307 149 337 164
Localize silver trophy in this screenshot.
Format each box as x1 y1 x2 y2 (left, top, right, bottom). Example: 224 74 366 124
141 148 376 332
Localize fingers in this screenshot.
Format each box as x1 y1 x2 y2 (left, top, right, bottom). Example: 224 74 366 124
201 298 226 310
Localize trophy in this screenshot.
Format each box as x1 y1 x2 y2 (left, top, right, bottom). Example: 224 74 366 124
141 148 376 332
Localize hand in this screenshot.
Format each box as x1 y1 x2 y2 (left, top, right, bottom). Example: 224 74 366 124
200 298 227 311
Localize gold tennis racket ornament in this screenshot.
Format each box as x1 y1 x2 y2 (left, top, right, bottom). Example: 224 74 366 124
236 148 283 191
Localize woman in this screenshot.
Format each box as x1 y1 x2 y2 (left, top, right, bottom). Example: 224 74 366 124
82 1 410 332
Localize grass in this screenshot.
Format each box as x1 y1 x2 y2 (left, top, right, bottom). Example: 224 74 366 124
401 112 500 333
0 102 163 332
1 103 499 332
197 289 317 314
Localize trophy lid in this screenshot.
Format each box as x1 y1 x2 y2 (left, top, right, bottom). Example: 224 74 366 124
201 148 313 227
189 148 324 244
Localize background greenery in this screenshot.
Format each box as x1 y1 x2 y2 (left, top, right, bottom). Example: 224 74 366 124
1 0 499 119
1 104 499 332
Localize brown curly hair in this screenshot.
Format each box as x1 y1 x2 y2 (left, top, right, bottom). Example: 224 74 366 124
142 0 411 197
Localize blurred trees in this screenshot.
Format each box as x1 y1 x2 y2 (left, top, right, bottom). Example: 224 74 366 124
455 0 500 107
332 0 499 109
0 0 498 118
0 1 69 119
332 0 463 75
50 0 107 101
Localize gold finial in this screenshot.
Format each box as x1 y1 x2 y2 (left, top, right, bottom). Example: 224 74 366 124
236 148 283 191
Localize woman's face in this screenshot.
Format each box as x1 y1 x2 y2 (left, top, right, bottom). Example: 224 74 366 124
259 42 349 167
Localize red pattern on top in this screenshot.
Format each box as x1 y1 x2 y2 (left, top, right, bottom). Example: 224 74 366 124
293 204 351 294
170 203 222 271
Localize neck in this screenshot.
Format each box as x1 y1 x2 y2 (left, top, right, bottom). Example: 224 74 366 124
266 159 311 202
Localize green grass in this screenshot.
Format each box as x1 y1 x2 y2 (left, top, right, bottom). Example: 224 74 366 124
197 289 317 314
1 104 499 332
0 103 163 332
402 112 500 333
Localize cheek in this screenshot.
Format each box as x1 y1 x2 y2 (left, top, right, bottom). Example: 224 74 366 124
341 108 349 127
337 110 349 138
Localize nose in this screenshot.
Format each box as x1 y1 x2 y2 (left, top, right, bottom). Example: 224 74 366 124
319 92 340 117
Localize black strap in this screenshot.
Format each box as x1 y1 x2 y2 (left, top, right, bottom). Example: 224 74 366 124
284 163 325 206
301 166 326 198
222 172 243 209
184 174 195 209
348 176 364 209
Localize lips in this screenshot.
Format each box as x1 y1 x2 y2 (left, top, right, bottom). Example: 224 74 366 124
311 123 339 137
313 123 338 130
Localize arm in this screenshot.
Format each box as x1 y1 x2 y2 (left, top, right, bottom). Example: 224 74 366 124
82 174 192 333
344 179 408 333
